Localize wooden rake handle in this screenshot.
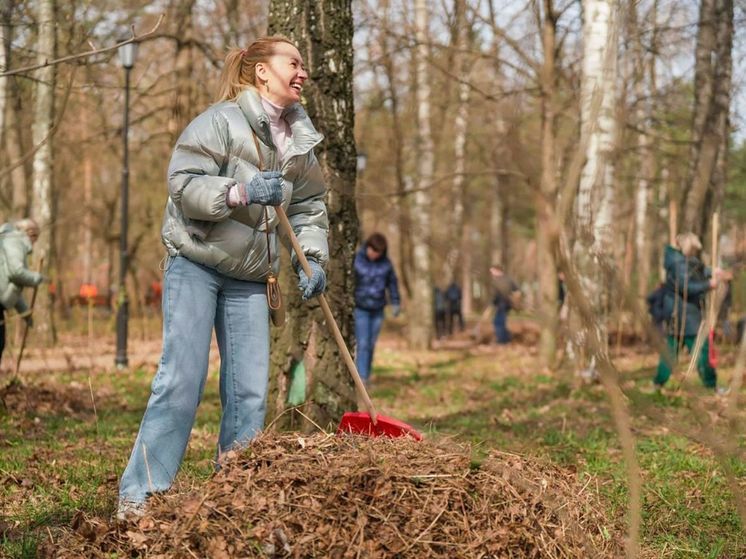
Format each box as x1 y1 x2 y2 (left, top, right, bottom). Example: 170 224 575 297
708 213 719 328
275 207 378 424
13 256 44 380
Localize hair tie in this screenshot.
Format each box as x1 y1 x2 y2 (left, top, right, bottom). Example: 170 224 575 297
240 48 247 57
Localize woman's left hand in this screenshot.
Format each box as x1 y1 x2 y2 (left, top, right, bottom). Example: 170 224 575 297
297 258 326 300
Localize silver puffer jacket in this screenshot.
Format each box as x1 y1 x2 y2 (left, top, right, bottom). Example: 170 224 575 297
161 88 328 281
0 224 43 314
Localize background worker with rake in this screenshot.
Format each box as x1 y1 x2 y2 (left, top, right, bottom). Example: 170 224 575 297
653 232 728 391
118 36 329 519
0 218 44 368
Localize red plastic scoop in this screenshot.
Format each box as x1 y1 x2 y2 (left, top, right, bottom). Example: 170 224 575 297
277 208 422 440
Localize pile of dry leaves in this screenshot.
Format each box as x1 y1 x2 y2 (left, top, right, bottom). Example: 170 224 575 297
48 432 622 558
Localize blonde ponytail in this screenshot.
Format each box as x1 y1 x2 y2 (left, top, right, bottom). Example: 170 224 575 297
215 36 296 102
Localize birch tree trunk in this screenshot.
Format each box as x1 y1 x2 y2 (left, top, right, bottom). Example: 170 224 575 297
266 0 359 431
409 0 434 349
682 0 733 239
632 0 657 318
30 0 56 341
443 0 471 286
536 0 560 368
572 0 618 372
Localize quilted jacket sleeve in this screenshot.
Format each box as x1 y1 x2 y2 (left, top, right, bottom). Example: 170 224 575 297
167 110 238 222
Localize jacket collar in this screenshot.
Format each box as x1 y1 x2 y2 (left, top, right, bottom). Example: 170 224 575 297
236 88 324 158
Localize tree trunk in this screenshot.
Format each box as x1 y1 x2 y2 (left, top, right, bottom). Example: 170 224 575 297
408 0 434 350
573 0 618 370
0 1 8 154
30 0 56 343
267 0 358 431
380 0 411 297
633 0 657 324
536 0 559 368
443 0 471 286
682 0 733 239
168 0 197 142
6 75 29 215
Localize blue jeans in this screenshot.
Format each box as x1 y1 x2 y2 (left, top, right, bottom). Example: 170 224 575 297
493 308 511 344
119 256 269 504
354 307 384 383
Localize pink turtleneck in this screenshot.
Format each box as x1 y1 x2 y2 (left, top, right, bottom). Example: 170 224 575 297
260 96 292 163
227 96 294 208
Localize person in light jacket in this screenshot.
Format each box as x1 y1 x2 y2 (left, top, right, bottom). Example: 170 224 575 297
353 233 400 384
0 219 43 364
118 36 329 518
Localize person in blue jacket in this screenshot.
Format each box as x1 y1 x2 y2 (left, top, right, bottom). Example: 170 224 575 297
353 233 400 384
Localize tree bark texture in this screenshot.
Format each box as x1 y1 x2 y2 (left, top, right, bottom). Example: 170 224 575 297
0 2 8 154
267 0 359 432
682 0 733 241
408 0 434 350
631 0 657 320
380 0 412 298
536 0 559 368
572 0 619 367
30 0 56 341
168 0 198 142
443 0 471 286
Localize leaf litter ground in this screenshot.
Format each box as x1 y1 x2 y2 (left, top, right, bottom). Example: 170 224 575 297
49 431 622 558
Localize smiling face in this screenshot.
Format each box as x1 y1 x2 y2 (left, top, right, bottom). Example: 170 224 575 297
255 42 308 107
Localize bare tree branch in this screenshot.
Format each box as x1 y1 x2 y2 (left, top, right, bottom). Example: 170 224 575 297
0 14 165 78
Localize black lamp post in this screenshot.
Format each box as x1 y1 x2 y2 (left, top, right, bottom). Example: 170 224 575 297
115 41 138 368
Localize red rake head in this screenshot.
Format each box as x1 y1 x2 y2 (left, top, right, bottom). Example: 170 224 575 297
708 329 719 368
337 412 422 441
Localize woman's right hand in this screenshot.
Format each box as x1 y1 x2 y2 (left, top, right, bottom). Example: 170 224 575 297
246 171 284 205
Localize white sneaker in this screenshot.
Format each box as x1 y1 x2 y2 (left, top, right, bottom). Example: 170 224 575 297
116 499 146 521
716 386 731 397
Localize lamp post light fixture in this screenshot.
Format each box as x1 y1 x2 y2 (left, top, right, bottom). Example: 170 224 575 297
115 40 138 369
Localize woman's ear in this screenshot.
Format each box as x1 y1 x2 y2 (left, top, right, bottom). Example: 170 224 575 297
255 62 268 82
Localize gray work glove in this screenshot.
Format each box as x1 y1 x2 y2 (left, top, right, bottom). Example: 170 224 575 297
391 304 401 318
296 258 326 300
228 171 283 207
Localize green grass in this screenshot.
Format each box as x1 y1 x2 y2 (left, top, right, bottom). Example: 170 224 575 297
0 366 223 558
1 343 745 558
369 348 745 559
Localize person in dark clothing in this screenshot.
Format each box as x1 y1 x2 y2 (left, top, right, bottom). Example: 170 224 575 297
433 287 447 339
646 282 668 334
444 281 464 335
654 233 724 390
490 264 519 344
557 272 566 308
718 279 733 341
353 233 400 384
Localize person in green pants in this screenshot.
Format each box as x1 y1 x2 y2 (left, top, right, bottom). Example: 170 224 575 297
654 233 722 390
